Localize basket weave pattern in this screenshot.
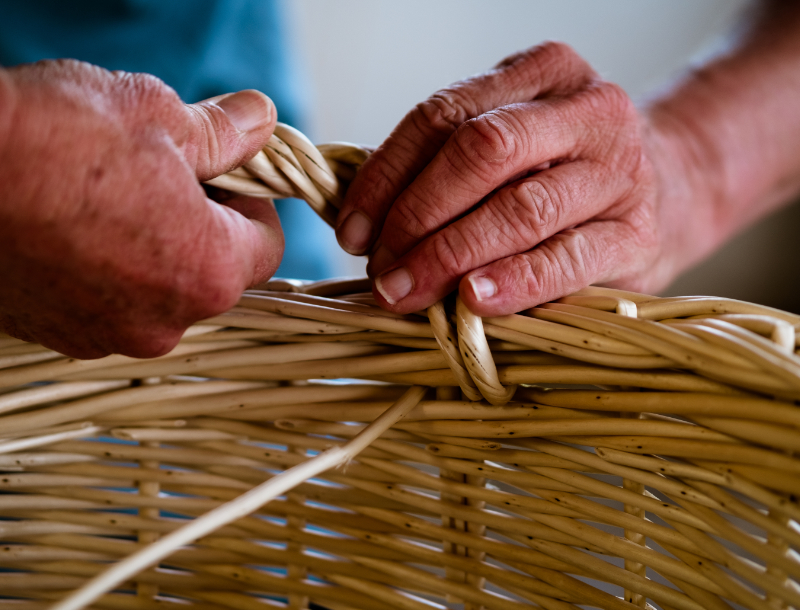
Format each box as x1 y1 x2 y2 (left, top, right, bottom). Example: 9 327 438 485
0 125 798 610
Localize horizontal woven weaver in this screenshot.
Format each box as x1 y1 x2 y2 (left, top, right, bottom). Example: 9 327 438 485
0 123 798 610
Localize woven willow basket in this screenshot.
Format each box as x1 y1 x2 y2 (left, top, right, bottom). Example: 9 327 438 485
1 125 799 610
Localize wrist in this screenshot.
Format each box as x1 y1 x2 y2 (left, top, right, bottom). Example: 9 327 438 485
643 1 800 271
641 97 727 284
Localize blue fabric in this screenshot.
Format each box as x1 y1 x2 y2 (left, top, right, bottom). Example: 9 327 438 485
0 0 337 280
0 0 306 124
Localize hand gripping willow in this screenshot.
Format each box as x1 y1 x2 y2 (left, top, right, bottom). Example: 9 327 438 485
207 122 516 406
205 123 369 229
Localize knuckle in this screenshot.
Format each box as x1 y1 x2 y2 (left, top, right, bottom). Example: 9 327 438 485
500 41 579 72
536 41 581 64
187 271 243 321
429 230 472 279
389 188 444 245
600 82 637 120
626 205 660 255
188 108 224 177
538 249 567 296
148 265 243 332
520 232 593 303
507 41 593 94
524 181 563 231
451 111 520 170
577 82 641 164
558 230 593 285
511 253 544 302
111 71 187 144
105 269 239 359
351 141 412 198
496 180 563 243
179 220 248 318
582 81 637 127
412 87 477 135
493 48 532 71
115 70 179 107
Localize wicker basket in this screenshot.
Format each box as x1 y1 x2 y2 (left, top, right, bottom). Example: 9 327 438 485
1 278 799 610
1 125 798 610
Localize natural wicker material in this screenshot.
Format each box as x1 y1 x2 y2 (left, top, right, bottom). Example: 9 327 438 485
205 122 369 227
0 124 798 610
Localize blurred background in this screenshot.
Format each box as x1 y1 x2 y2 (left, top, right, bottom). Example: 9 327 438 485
285 0 800 313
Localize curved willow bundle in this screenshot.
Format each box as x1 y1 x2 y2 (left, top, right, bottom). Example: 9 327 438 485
205 122 369 227
0 125 799 610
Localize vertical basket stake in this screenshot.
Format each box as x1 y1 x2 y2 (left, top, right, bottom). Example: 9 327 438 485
621 411 648 608
463 468 488 610
287 442 310 610
766 448 793 609
436 384 468 604
137 440 160 601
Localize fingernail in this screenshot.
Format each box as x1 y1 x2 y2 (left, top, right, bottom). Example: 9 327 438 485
216 90 272 132
375 267 413 305
338 211 373 254
468 276 497 302
369 243 396 274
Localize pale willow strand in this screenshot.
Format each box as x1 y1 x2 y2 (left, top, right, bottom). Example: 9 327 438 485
51 387 426 610
0 123 799 610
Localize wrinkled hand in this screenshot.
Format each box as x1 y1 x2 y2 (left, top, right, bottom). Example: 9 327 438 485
336 43 669 315
0 60 283 358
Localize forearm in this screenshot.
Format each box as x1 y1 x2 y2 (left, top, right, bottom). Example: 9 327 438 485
646 0 800 275
0 68 16 154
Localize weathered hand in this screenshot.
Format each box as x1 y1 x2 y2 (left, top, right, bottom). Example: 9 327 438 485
336 43 669 315
0 60 283 358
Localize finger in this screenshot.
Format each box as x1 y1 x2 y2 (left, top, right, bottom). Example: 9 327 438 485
367 83 637 276
205 184 283 232
460 218 656 316
0 317 107 359
97 197 283 357
214 194 285 287
94 193 284 358
184 89 277 181
0 307 135 360
371 159 633 312
0 315 36 346
336 42 597 255
206 195 285 288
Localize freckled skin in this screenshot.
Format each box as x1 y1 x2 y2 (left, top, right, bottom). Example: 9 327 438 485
0 60 283 358
337 2 800 316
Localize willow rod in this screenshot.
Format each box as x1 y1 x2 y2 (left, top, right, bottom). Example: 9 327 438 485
51 386 426 610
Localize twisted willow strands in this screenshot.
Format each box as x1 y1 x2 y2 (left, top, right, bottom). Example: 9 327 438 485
209 123 519 404
205 122 369 228
0 123 798 610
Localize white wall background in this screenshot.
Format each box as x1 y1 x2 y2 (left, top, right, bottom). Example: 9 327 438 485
284 0 800 311
288 0 747 145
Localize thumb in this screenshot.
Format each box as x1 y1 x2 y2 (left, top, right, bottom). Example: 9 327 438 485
185 89 276 181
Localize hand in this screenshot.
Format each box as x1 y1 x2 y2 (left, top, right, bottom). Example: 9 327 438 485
335 42 673 315
0 60 283 358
